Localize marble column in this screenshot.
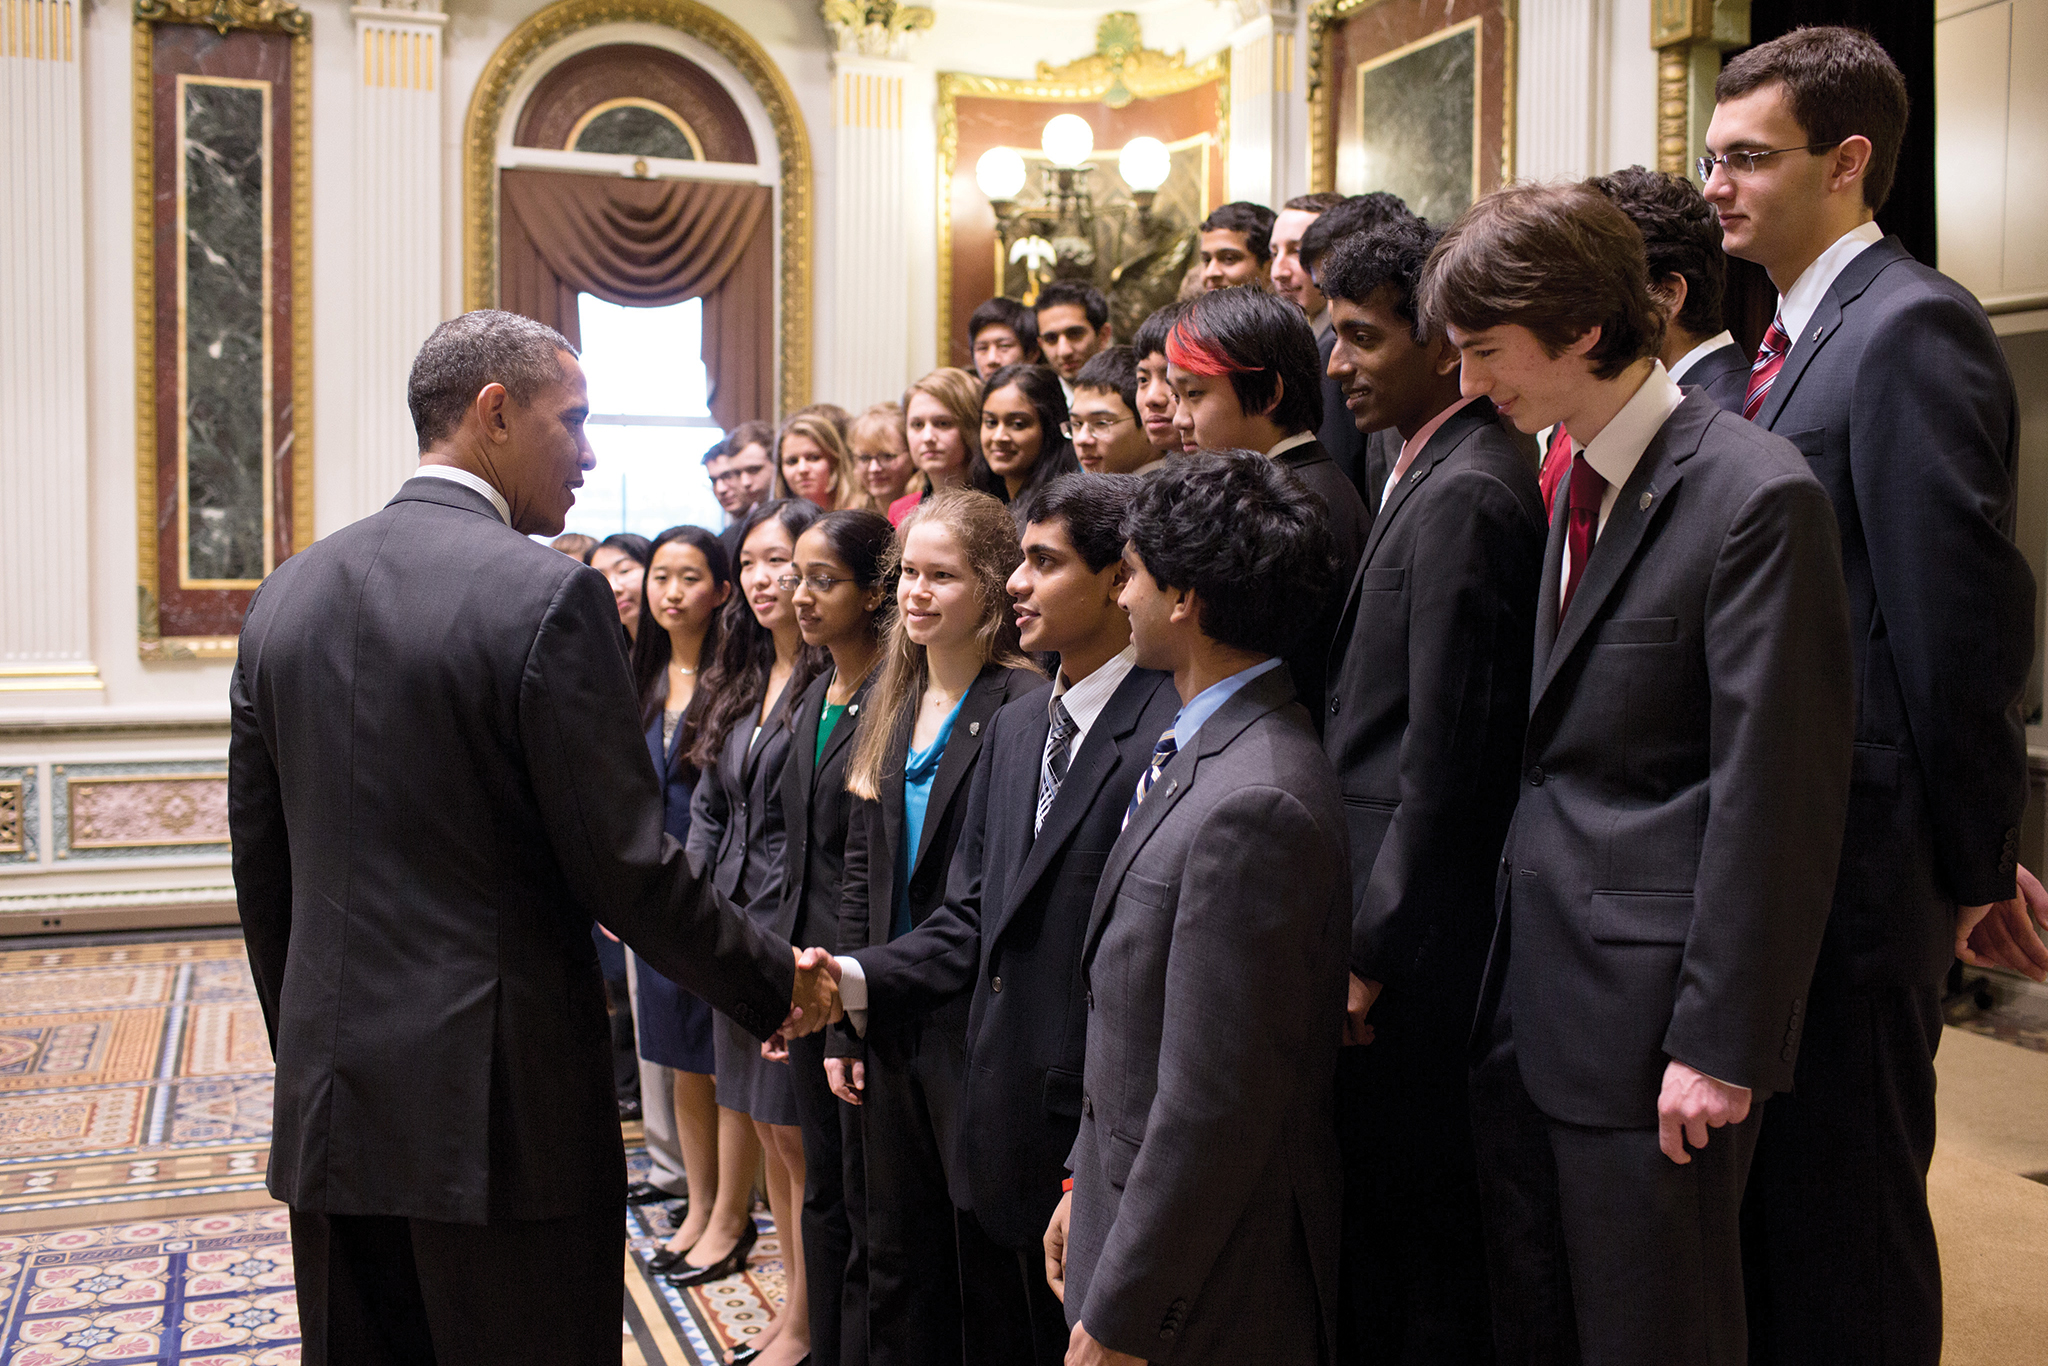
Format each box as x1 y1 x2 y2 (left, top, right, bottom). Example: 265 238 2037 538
1227 2 1304 208
349 3 445 529
0 0 98 699
826 46 916 408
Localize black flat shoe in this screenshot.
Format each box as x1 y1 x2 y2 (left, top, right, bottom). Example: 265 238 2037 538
664 1219 758 1288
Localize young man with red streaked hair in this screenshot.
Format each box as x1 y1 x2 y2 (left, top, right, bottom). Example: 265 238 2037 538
1163 285 1370 727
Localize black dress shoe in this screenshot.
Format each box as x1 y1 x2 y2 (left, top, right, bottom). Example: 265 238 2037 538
625 1181 678 1206
664 1219 759 1288
619 1098 643 1122
645 1242 692 1274
723 1347 760 1366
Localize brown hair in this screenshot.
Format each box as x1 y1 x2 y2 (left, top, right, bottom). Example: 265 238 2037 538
1716 26 1908 213
1419 182 1664 381
844 488 1034 800
776 411 861 510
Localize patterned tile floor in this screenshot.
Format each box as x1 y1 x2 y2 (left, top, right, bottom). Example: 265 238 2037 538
0 940 270 1226
625 1188 784 1365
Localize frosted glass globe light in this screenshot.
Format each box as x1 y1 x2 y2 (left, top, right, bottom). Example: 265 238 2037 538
976 146 1027 202
1041 114 1095 169
1119 137 1172 193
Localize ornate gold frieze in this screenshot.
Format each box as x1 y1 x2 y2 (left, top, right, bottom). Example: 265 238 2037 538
0 782 23 856
463 0 814 415
821 0 933 59
133 0 308 37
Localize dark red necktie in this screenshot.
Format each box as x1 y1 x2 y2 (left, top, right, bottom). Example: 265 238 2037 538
1742 314 1791 421
1539 424 1572 519
1560 452 1607 620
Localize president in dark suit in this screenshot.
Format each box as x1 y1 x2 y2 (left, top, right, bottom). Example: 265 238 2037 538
1161 287 1369 726
1045 450 1349 1366
1706 31 2042 1364
1423 185 1854 1365
831 475 1178 1365
1319 221 1547 1364
228 312 837 1364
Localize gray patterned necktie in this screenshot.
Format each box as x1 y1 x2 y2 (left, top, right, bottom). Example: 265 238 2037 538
1036 697 1078 834
1122 730 1179 831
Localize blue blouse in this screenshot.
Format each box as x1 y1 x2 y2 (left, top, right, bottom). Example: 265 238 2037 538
893 692 967 939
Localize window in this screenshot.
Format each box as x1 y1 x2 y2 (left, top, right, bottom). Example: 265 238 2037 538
559 294 727 539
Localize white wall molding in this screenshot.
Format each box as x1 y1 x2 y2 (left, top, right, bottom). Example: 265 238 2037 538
1 0 100 700
347 4 449 531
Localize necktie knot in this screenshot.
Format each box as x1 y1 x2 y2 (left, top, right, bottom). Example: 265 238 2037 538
1566 451 1606 514
1122 729 1179 831
1743 313 1791 421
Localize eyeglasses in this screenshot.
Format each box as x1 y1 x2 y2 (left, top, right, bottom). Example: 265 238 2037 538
775 572 856 594
853 451 904 468
1060 415 1135 439
1696 142 1843 181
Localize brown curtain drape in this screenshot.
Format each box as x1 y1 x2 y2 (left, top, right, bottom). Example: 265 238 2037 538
499 170 773 429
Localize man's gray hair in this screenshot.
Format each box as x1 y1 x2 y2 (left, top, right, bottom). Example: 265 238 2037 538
407 310 577 449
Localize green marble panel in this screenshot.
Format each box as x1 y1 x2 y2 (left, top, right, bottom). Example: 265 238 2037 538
181 78 269 586
1354 26 1478 226
574 105 698 159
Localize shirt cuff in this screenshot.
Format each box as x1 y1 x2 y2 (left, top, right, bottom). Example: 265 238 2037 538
834 956 868 1037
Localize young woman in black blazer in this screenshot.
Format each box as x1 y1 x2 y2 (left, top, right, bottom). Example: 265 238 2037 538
830 489 1045 1366
674 501 827 1353
758 509 895 1366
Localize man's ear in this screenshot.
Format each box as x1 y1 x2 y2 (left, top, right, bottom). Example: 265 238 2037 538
1256 374 1286 420
1652 273 1689 327
1827 135 1874 198
1168 587 1196 626
476 383 511 444
1566 326 1603 361
1429 332 1462 379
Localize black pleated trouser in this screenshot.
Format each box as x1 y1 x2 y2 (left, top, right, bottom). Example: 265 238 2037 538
791 1029 868 1366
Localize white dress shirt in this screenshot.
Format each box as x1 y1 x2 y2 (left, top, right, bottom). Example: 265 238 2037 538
414 465 511 526
835 646 1137 1028
1775 220 1883 348
1267 430 1318 460
1557 362 1686 603
1669 330 1737 384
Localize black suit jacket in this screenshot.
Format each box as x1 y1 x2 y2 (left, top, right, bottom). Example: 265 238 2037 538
1478 392 1854 1128
228 477 794 1225
1272 436 1371 731
849 664 1179 1246
775 670 874 948
686 677 798 913
1323 399 1546 1027
1753 237 2033 986
831 663 1045 1051
1677 340 1751 415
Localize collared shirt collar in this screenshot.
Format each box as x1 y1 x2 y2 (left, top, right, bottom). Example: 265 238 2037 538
1777 220 1883 346
1383 395 1479 510
1171 656 1284 751
1266 430 1318 461
1051 645 1136 755
1669 330 1736 384
414 465 511 526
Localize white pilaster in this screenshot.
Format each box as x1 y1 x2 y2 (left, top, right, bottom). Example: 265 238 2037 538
1516 0 1601 181
1226 3 1304 208
829 52 913 408
349 4 445 528
0 0 99 700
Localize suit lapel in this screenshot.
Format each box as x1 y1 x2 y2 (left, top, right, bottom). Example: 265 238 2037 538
1532 395 1709 709
788 678 821 800
996 670 1151 946
812 673 872 795
1083 669 1294 971
1756 237 1904 430
911 667 1009 876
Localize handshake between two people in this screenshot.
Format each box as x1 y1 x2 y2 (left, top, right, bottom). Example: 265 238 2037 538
766 948 846 1059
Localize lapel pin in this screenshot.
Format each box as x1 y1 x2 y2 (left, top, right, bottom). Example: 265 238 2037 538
1162 780 1177 800
1639 491 1653 511
1812 327 1824 341
848 703 859 715
969 721 981 736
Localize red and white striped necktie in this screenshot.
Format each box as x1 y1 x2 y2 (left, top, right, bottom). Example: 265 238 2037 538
1742 315 1792 421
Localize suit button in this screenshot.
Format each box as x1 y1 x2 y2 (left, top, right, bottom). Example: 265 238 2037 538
1082 1094 1092 1117
1527 766 1544 786
991 976 1003 994
1329 696 1341 714
1085 989 1094 1010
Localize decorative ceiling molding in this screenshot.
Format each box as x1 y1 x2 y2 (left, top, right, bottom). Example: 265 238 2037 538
821 0 934 59
134 0 309 37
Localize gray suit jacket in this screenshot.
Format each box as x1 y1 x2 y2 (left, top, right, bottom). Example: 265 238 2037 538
229 477 794 1225
1066 666 1350 1362
1481 392 1855 1128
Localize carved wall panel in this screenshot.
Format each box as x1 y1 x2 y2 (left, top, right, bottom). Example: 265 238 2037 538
53 764 230 859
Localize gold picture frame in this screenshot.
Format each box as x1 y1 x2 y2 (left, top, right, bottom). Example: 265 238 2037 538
936 13 1229 363
463 0 813 415
132 0 313 661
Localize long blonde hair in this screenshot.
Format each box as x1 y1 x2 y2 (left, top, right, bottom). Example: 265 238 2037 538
845 488 1036 800
776 410 862 511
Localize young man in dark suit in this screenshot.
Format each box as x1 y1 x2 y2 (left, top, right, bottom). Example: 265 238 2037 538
1319 220 1547 1364
1303 192 1422 505
1163 286 1371 720
1424 183 1855 1366
228 310 839 1365
825 474 1178 1365
1044 450 1350 1366
1589 166 1750 412
1703 29 2044 1364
